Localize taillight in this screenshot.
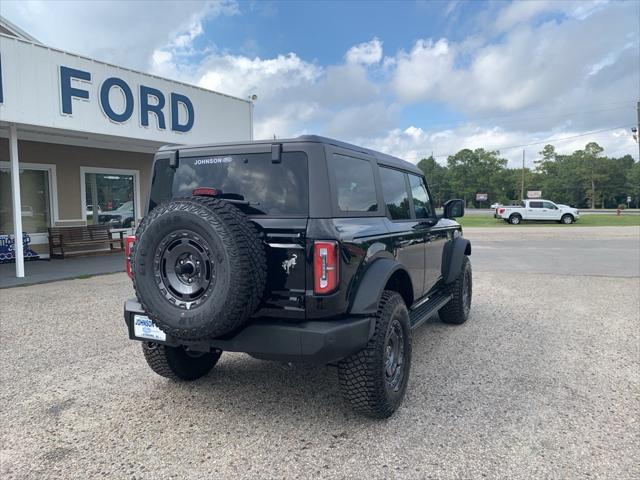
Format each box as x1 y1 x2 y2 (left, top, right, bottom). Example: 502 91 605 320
313 241 339 295
125 235 136 279
498 208 505 215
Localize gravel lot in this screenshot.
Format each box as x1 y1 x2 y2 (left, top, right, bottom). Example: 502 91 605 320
1 227 639 479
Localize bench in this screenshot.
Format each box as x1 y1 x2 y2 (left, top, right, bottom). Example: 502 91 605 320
48 225 124 259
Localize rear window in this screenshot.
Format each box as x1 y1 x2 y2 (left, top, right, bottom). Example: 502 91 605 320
149 151 308 216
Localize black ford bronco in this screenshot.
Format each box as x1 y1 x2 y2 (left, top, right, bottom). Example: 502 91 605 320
124 135 471 418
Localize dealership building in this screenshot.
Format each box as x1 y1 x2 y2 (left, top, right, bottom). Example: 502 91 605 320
0 17 252 278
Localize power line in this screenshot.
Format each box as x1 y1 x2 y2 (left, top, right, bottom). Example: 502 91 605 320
432 124 635 158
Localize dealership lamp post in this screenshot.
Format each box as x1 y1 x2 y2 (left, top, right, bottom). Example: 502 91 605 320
9 124 24 278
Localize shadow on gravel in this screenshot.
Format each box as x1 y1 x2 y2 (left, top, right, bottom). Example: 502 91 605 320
140 313 460 423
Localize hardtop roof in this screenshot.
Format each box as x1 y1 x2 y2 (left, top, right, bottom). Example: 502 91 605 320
161 135 422 175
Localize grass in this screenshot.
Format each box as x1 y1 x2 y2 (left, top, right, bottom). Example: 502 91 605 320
458 214 640 228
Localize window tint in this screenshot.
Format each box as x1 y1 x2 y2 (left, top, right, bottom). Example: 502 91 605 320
408 174 433 218
149 151 308 215
380 167 411 220
328 154 377 212
529 201 543 208
542 201 556 209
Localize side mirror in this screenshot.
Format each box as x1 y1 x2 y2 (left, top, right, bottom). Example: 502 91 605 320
443 199 465 219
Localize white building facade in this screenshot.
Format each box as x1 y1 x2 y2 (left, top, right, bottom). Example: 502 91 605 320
0 19 252 277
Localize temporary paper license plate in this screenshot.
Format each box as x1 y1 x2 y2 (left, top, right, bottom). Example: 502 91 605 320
133 315 166 341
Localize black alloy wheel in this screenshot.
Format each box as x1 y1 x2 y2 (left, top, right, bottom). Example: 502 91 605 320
156 231 214 309
384 317 406 392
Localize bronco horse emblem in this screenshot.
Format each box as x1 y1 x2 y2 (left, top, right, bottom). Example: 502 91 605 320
282 254 297 274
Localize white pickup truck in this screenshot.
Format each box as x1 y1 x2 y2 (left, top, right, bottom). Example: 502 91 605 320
496 200 580 225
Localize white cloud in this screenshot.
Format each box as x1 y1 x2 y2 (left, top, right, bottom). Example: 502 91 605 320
345 38 383 65
197 53 321 98
493 0 556 33
390 0 639 135
392 39 456 103
362 125 636 167
1 0 238 70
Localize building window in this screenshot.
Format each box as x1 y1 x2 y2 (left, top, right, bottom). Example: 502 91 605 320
83 170 137 229
0 167 52 234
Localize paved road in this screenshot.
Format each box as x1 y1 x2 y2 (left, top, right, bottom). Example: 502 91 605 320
465 226 640 277
1 227 638 479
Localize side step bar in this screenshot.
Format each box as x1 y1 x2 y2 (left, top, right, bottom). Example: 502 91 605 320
409 294 452 329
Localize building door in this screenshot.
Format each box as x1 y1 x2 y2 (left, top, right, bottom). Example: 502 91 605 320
0 165 53 242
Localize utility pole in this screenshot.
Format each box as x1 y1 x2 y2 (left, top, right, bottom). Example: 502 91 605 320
521 149 525 200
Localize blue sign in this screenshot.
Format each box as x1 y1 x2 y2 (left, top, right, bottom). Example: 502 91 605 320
59 65 195 132
0 233 40 263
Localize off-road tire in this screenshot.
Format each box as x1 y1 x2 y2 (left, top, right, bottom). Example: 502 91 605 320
338 291 411 419
439 256 472 325
509 214 522 225
561 214 574 224
142 342 221 380
131 196 266 340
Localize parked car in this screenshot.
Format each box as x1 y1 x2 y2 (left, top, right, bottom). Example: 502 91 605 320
86 204 102 216
123 135 472 418
99 201 134 228
496 199 580 224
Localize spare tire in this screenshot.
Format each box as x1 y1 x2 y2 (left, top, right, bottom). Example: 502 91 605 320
131 196 266 340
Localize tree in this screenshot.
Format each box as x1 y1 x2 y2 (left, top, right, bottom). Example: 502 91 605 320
446 148 507 206
580 142 606 209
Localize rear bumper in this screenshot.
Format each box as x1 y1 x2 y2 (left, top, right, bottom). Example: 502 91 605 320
124 299 373 364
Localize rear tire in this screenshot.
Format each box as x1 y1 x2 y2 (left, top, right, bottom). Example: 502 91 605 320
338 291 411 419
142 342 221 381
439 256 472 325
561 214 574 224
509 214 522 225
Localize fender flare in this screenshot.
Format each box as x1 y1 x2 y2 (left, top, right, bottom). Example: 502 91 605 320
350 259 412 315
441 237 471 284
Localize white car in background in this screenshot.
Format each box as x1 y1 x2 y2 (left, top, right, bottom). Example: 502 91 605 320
496 199 580 225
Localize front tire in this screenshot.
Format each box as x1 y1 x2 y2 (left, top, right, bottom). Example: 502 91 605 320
142 342 221 381
338 291 411 419
439 256 472 325
561 214 574 224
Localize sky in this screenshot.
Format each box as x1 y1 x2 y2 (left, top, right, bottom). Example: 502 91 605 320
2 0 639 166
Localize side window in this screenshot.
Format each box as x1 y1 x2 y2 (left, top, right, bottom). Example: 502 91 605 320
542 201 556 209
380 167 411 220
529 201 543 208
328 154 377 212
409 174 434 218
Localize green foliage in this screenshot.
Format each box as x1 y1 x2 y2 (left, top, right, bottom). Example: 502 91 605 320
417 142 639 209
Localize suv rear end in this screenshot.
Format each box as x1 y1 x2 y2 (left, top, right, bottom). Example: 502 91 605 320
125 138 371 364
